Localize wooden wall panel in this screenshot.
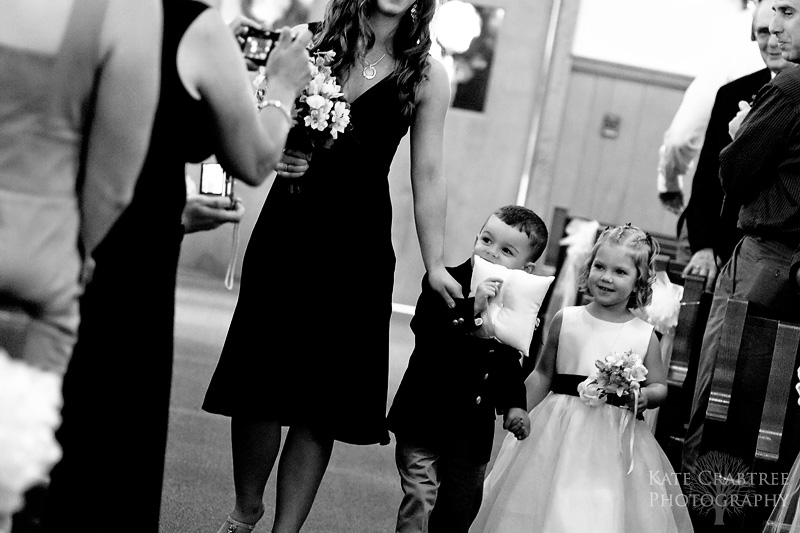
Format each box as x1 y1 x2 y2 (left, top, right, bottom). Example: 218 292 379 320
543 59 690 237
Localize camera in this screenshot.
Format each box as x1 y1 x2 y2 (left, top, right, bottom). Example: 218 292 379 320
238 27 281 67
200 163 235 208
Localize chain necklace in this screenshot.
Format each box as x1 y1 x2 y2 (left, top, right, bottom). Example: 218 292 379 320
361 53 387 80
589 310 627 361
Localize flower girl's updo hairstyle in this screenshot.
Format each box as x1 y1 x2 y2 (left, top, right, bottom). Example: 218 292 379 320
577 224 660 310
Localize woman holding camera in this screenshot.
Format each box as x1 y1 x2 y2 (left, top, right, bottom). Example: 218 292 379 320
202 0 460 531
39 3 311 533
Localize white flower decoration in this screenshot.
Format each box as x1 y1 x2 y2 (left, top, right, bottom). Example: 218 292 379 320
0 351 62 516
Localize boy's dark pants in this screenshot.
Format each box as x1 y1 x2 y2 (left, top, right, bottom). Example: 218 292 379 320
394 438 487 533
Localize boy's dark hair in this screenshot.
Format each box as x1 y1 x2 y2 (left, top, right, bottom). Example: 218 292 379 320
490 205 548 262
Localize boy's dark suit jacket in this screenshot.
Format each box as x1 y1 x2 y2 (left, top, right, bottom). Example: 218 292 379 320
680 67 772 264
387 258 528 465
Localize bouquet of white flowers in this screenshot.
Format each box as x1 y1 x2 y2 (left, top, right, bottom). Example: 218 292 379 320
293 50 351 150
255 50 351 152
577 349 648 408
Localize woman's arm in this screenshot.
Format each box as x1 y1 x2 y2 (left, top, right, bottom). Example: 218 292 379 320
409 57 461 307
634 331 668 414
524 310 562 410
80 0 162 255
178 11 311 186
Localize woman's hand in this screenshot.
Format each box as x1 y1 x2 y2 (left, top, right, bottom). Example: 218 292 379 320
427 266 462 309
275 149 310 179
182 194 245 233
265 26 312 97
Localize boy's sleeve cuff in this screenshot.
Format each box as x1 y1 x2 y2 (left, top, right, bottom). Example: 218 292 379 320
450 297 482 330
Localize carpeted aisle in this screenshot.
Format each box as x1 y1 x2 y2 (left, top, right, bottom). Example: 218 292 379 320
160 271 407 533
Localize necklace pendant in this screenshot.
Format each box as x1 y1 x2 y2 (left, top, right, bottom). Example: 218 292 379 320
362 65 377 80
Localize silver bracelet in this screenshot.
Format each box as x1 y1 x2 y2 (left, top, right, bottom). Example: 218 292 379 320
258 99 293 127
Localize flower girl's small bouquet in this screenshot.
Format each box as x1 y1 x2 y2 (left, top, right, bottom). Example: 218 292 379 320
577 349 648 409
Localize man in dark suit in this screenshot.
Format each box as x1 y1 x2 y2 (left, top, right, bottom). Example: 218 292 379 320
683 0 800 467
679 0 792 292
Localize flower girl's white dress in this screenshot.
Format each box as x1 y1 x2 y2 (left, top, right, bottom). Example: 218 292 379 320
471 306 693 533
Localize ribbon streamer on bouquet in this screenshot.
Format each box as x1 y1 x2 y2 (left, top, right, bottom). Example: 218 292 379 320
617 388 638 476
224 222 240 291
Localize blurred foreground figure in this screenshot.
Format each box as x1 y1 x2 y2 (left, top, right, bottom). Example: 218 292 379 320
39 1 310 532
0 0 162 373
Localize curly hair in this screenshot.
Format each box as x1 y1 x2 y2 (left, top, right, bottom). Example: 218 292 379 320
577 224 659 309
311 0 437 117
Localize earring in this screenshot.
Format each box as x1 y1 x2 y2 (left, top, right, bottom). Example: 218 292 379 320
410 1 418 21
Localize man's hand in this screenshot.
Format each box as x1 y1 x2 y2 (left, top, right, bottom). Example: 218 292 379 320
427 266 462 309
681 248 718 293
182 195 245 234
728 100 751 140
503 407 531 440
658 191 684 215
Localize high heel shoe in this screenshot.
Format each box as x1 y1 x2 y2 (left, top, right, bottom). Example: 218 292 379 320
216 515 256 533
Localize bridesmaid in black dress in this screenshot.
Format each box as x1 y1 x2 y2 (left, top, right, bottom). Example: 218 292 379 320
39 3 311 532
202 0 461 531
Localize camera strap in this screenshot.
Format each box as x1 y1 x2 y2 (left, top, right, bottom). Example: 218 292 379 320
224 222 240 291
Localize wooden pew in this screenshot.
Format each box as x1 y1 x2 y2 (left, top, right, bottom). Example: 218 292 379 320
653 274 712 469
699 299 800 531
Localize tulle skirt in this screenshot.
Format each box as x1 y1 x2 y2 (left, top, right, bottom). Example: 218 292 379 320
471 393 694 533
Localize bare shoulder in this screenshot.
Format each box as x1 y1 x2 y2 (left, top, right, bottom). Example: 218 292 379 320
417 55 450 108
103 0 161 48
107 0 161 22
183 6 230 47
416 55 450 104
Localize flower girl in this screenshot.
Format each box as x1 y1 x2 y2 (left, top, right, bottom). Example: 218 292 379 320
471 224 693 533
